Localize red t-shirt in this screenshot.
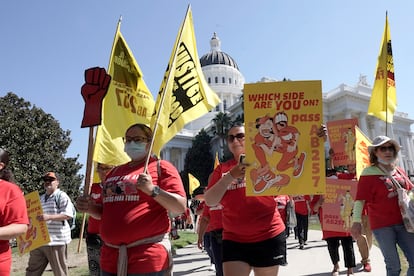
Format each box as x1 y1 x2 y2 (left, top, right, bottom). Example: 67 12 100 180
87 182 102 234
292 195 311 215
275 195 290 224
202 203 223 232
356 166 413 230
100 158 185 274
207 159 285 243
0 180 29 274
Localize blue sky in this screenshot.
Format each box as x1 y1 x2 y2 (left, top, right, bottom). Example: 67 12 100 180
1 1 413 173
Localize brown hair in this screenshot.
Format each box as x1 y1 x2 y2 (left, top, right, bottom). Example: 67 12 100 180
369 146 398 165
0 148 14 182
125 124 153 141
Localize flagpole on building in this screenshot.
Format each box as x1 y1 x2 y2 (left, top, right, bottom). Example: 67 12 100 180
144 4 191 172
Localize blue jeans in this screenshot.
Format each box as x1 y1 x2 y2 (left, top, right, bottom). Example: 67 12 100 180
373 224 414 276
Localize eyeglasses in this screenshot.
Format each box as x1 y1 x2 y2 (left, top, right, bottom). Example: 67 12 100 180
123 136 148 143
227 133 245 142
43 178 56 182
378 146 395 152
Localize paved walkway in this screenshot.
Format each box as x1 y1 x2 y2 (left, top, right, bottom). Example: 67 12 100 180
173 230 386 276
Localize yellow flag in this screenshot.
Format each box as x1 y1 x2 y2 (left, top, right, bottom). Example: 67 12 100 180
214 152 220 169
150 5 220 156
93 20 155 167
188 173 201 195
367 13 396 123
354 126 372 180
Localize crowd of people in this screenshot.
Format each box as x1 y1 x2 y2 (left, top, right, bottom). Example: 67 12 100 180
2 119 414 276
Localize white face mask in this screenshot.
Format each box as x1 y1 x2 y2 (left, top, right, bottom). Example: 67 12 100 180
378 157 396 166
124 141 148 160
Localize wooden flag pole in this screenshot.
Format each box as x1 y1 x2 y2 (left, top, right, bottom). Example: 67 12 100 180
77 126 95 253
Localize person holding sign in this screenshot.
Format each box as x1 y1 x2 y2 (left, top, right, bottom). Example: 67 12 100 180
0 148 29 275
205 122 327 276
205 122 286 276
311 170 356 276
26 172 74 276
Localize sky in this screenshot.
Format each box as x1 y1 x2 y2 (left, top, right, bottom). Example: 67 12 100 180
1 1 414 175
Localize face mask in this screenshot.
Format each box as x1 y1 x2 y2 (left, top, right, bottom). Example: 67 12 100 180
124 141 148 160
378 157 396 165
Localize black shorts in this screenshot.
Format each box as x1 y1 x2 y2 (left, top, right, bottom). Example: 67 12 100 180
222 231 286 267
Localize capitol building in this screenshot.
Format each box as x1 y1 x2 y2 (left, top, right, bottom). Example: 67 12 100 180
159 33 414 177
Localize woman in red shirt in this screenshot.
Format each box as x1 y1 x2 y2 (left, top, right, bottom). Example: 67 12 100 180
351 136 414 275
205 123 290 276
0 148 29 275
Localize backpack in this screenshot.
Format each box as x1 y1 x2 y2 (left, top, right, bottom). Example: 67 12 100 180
54 190 77 230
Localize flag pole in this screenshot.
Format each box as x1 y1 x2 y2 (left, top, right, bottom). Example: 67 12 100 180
77 126 95 253
144 4 191 172
385 11 388 136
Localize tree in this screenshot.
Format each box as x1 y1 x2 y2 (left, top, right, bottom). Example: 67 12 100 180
211 112 233 161
0 92 83 200
183 129 213 197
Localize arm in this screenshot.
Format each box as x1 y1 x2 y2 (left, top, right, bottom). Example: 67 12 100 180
0 224 28 240
137 171 186 215
76 195 103 219
197 216 210 250
350 199 365 239
37 213 71 222
205 161 247 207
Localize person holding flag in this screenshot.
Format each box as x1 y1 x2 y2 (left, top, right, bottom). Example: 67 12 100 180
77 123 186 276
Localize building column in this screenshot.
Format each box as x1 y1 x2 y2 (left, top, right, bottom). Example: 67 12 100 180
359 113 368 134
164 147 171 162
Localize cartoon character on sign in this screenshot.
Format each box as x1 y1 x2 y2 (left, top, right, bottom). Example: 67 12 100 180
273 112 306 178
343 128 356 164
250 115 289 193
338 190 354 230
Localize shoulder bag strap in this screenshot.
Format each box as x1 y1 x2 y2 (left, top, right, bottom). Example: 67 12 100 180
377 164 403 189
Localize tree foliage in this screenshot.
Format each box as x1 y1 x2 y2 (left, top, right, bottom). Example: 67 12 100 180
183 129 213 196
0 92 83 200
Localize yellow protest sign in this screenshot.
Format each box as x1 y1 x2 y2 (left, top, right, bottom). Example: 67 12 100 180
244 80 325 196
17 191 50 255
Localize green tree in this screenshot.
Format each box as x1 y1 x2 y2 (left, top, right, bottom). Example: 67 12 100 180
211 112 233 161
0 92 83 200
183 129 213 197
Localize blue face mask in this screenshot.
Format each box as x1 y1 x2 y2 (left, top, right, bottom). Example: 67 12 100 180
124 141 148 160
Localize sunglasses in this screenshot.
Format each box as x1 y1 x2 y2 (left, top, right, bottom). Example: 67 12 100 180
378 146 395 152
227 133 245 142
43 178 56 182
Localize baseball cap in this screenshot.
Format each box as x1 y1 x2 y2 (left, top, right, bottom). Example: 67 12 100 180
42 172 59 181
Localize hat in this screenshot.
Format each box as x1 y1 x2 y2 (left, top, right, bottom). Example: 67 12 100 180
368 136 401 154
274 112 288 124
43 172 59 181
